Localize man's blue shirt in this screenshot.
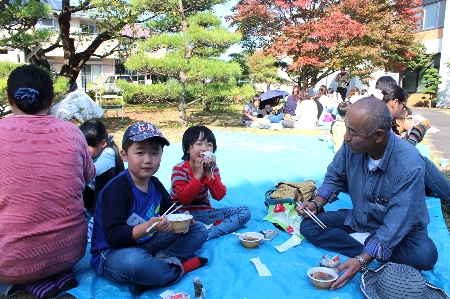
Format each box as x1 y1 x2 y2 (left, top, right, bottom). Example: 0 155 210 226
318 131 429 260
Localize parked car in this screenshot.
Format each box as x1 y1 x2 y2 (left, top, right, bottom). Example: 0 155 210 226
104 75 132 93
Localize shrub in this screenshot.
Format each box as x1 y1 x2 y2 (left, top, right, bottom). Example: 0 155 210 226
421 68 442 100
118 76 256 107
120 81 182 104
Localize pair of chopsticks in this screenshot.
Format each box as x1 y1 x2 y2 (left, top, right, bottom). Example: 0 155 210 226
296 202 327 230
145 203 183 233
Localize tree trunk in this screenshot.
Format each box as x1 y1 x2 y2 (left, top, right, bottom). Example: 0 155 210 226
178 0 190 127
57 0 98 88
58 0 76 86
178 70 188 126
28 49 51 70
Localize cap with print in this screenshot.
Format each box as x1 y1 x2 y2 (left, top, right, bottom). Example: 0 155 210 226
122 122 170 148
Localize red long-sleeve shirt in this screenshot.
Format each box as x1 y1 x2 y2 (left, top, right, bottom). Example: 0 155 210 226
170 160 226 210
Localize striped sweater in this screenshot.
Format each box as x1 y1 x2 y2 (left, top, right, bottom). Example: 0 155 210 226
0 115 96 284
170 160 226 210
404 124 427 146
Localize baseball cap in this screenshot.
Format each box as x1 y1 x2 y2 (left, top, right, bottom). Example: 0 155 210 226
122 122 170 148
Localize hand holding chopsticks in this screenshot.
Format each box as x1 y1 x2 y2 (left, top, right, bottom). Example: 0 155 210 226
145 204 183 233
296 202 327 229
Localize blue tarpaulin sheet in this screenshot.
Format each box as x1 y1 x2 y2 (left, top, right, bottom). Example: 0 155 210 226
67 131 450 299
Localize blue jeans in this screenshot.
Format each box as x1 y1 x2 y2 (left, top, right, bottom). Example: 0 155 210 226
189 206 251 240
424 156 450 202
103 222 207 287
0 282 14 297
300 209 438 271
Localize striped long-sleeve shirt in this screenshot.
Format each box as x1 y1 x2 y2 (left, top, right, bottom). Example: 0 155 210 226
170 160 226 211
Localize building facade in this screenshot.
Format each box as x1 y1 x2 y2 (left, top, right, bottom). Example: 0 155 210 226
405 0 449 107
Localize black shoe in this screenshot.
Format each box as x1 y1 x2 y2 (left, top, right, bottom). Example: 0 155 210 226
132 283 150 295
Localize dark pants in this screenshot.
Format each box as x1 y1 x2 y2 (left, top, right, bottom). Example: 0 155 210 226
337 87 347 101
300 209 438 271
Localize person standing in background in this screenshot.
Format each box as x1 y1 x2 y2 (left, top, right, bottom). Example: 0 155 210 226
335 68 350 101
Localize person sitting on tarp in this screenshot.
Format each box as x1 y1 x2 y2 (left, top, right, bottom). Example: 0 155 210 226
330 101 352 153
296 97 438 291
283 85 300 120
241 95 271 128
282 90 318 129
0 65 96 299
258 96 284 123
80 119 124 218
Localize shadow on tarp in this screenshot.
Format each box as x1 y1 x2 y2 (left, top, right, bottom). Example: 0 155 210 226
67 131 449 299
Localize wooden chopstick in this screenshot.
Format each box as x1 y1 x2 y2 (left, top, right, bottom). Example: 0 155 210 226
296 202 327 229
146 203 179 233
162 202 177 216
167 205 182 216
303 207 326 229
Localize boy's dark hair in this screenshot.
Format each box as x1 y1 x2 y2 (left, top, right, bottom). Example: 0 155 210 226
181 126 217 161
80 119 124 173
337 101 352 118
80 119 108 147
375 76 397 91
7 65 54 114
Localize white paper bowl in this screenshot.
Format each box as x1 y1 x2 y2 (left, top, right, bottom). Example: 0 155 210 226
307 266 338 290
238 232 264 249
167 213 193 233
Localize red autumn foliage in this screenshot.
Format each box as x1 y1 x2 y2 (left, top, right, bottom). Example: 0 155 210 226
230 0 421 87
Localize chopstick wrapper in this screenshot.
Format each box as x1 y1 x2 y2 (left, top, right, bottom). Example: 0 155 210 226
275 235 302 253
250 258 272 276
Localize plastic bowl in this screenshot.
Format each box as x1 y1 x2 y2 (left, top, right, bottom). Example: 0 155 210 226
167 213 193 233
239 232 264 249
307 267 339 290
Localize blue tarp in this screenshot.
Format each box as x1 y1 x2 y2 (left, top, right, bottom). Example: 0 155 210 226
68 131 450 299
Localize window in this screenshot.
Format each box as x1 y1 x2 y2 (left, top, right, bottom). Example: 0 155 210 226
422 0 446 30
38 19 59 31
81 24 97 34
80 64 102 90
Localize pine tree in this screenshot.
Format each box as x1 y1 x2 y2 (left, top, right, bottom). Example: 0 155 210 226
125 0 242 126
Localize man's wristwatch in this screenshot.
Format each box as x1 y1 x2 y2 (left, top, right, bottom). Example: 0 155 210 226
354 255 368 273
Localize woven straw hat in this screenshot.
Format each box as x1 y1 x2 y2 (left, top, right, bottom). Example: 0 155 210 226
360 263 449 299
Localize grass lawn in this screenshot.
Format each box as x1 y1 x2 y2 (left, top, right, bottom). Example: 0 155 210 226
2 101 449 299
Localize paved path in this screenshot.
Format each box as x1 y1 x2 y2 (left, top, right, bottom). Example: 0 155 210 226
413 108 450 161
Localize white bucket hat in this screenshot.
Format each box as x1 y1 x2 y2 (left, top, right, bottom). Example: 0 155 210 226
360 263 449 299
